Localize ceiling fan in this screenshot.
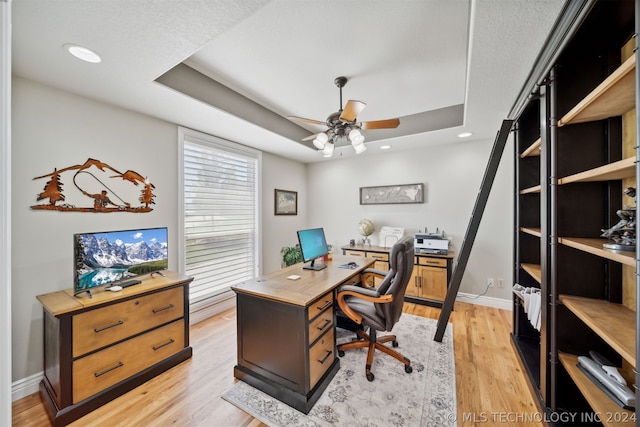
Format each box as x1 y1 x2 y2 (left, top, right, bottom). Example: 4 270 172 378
288 76 400 156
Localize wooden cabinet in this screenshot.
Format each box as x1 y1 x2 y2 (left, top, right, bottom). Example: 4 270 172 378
512 2 638 424
342 244 453 307
36 271 193 426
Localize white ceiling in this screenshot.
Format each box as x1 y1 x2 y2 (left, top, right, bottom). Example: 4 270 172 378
12 0 566 163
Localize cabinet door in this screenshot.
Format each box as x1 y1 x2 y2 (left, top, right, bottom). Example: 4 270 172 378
405 268 420 296
418 266 448 301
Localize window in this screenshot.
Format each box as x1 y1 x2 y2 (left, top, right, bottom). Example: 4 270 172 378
179 128 261 306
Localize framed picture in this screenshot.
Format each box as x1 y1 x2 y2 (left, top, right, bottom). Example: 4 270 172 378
360 183 424 205
274 189 298 215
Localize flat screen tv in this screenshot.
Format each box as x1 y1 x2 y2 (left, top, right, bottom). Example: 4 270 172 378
297 227 329 271
74 226 168 296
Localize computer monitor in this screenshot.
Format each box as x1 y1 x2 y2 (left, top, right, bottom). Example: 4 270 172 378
297 227 329 271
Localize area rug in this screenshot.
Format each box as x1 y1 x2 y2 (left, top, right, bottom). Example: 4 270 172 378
222 314 456 426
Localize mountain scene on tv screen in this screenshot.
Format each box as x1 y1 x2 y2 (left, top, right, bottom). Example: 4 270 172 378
77 232 168 287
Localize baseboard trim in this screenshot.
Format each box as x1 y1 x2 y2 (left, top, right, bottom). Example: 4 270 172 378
456 292 512 310
190 292 235 325
12 371 42 402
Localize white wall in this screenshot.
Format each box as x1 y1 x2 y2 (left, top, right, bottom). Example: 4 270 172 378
261 152 307 272
10 77 306 384
1 1 12 423
10 76 514 391
307 137 514 300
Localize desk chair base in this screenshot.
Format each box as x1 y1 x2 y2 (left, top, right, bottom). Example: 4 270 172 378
337 328 412 382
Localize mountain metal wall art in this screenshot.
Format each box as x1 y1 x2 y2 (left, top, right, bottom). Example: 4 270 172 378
31 158 156 213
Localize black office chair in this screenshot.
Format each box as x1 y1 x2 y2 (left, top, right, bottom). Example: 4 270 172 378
336 236 414 381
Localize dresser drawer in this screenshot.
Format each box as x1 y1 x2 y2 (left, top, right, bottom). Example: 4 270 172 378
72 319 184 403
418 257 447 268
73 287 184 357
308 307 333 345
309 328 334 390
307 291 333 322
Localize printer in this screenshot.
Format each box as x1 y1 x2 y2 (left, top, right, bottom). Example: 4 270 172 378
414 232 449 255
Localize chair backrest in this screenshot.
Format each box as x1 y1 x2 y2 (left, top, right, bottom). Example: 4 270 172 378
375 236 414 331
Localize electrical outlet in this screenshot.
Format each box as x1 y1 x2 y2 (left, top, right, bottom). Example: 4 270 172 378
497 278 504 288
487 277 495 288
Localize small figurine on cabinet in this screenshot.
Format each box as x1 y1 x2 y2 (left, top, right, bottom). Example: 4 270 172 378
601 187 636 251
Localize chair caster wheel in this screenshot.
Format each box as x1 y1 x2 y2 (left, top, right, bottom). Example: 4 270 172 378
366 372 375 382
405 365 413 374
392 340 399 348
338 350 345 357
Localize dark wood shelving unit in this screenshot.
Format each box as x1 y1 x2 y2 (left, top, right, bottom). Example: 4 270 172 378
511 1 638 425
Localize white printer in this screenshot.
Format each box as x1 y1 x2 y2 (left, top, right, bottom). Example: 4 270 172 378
414 231 449 255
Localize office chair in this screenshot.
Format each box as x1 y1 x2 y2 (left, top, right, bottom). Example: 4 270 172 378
336 236 414 381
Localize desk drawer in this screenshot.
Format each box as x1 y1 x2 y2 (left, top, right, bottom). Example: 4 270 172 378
307 291 333 322
308 308 333 345
309 328 334 390
367 252 389 262
73 287 183 357
418 257 447 268
72 319 184 403
343 250 364 257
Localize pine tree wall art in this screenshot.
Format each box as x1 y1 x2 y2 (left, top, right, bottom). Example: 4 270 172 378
31 158 156 213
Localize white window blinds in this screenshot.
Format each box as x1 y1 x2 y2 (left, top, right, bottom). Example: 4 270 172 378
180 129 260 304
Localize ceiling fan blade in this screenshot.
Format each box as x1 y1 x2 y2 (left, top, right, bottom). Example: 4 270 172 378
287 116 326 126
361 118 400 130
339 100 366 122
302 133 321 141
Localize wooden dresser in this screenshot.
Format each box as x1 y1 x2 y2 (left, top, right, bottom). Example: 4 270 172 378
36 271 193 426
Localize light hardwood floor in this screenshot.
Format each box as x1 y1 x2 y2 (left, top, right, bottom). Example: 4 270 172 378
12 301 544 427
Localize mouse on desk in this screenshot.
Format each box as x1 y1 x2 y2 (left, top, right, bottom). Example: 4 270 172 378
108 285 123 292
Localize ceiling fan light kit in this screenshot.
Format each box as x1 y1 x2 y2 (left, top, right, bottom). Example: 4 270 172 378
288 76 400 158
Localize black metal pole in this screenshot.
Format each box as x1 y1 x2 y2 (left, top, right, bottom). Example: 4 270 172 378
434 119 514 342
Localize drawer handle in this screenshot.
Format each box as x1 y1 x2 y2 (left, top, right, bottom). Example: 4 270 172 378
318 350 332 364
153 338 175 351
152 304 175 313
316 319 332 331
94 320 124 333
94 361 124 377
316 300 332 311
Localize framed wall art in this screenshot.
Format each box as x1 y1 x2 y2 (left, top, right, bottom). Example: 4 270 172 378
360 183 424 205
274 189 298 215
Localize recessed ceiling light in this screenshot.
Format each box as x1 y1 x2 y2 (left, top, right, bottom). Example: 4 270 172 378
458 132 473 138
380 145 392 150
63 44 101 63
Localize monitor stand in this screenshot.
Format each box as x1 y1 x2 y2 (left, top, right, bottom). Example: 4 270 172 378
303 259 326 271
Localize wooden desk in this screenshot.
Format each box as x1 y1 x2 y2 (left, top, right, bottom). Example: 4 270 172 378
231 255 375 413
342 244 455 308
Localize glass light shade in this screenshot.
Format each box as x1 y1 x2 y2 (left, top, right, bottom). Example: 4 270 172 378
64 44 102 63
321 141 335 156
353 143 367 154
348 129 364 145
313 133 329 149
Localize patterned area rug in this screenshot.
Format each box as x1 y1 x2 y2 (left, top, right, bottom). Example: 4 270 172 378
222 314 456 426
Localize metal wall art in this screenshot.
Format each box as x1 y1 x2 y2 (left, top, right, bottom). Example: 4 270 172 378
274 189 297 215
31 158 155 213
360 183 424 205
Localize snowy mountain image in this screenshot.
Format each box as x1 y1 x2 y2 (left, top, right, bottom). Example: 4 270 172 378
74 228 168 289
81 234 167 268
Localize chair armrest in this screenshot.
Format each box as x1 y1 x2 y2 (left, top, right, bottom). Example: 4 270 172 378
336 285 393 325
360 268 388 289
361 268 387 279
